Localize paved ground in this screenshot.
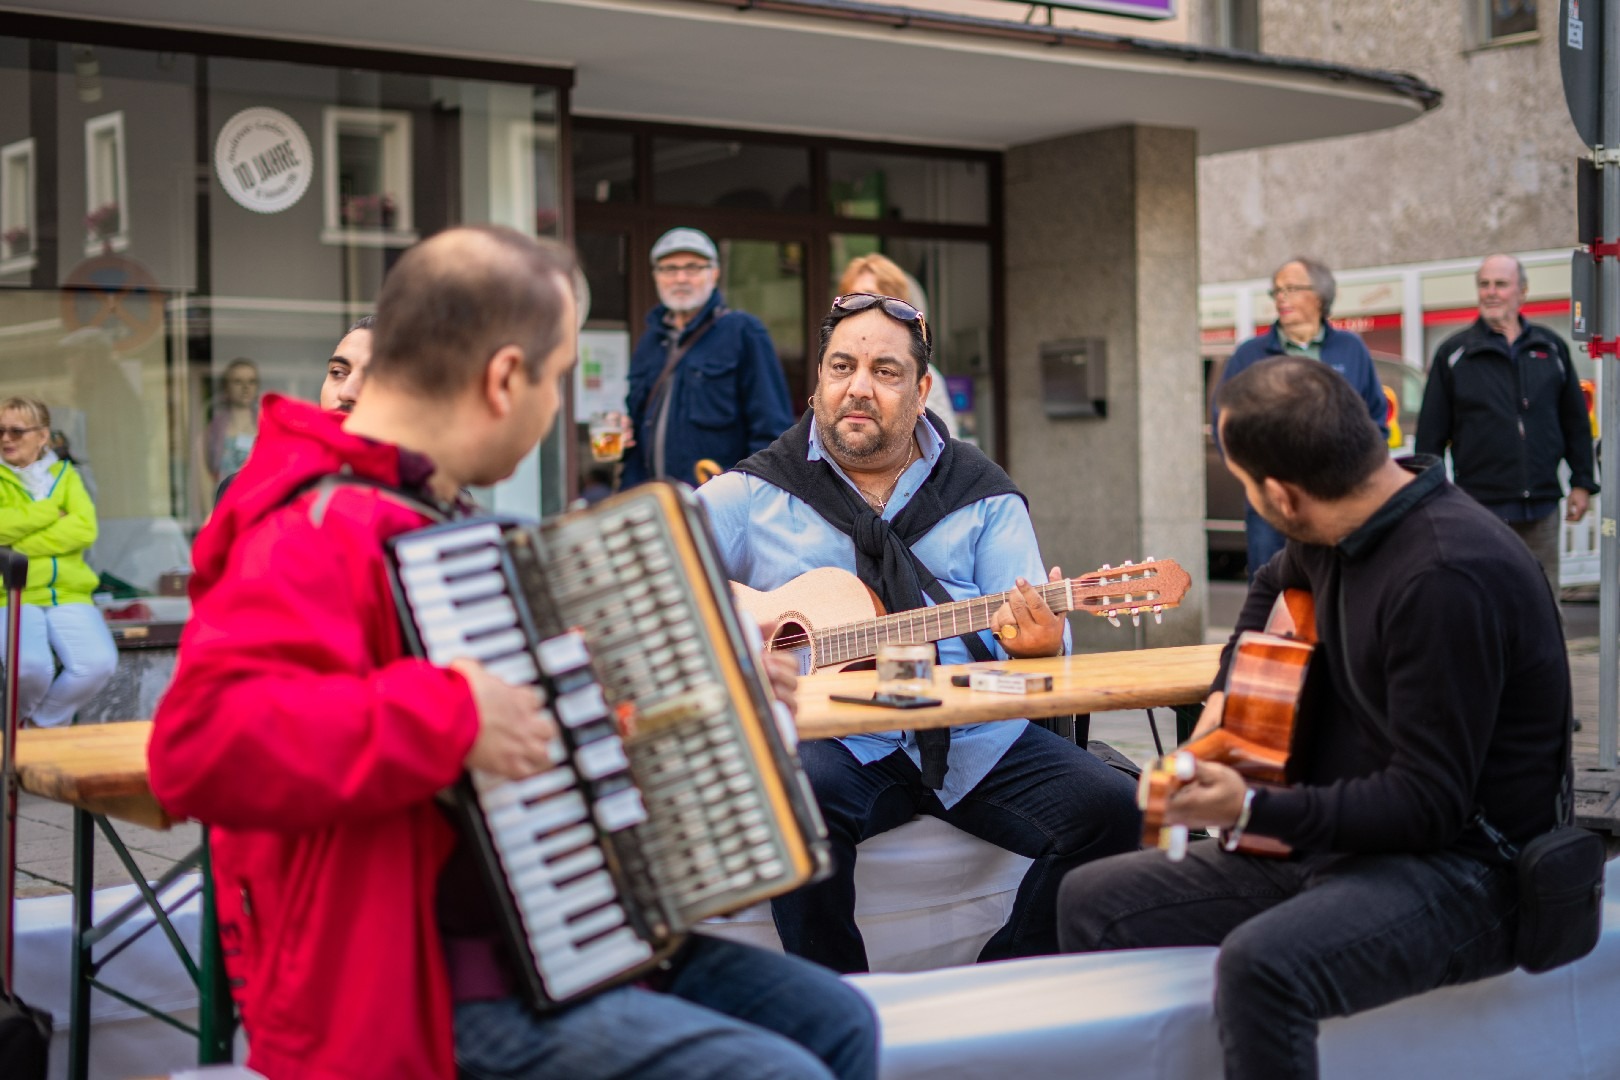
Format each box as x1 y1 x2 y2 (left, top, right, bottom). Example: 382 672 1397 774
12 581 1609 897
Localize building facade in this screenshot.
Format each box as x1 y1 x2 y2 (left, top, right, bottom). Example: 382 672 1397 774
1 1 1437 658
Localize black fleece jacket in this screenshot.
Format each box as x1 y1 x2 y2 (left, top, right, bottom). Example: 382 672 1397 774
1228 459 1568 859
1416 317 1597 506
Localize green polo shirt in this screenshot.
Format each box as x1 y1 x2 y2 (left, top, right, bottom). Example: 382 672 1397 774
1280 324 1327 360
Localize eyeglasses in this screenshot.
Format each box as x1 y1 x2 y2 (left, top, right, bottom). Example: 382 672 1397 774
0 425 44 440
653 262 714 278
830 293 932 352
1267 284 1314 300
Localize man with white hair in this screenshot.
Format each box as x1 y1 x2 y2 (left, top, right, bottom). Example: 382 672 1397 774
1213 255 1389 577
1416 253 1597 599
620 227 794 487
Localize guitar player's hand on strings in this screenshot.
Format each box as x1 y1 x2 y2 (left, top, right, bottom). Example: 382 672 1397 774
1165 757 1248 831
454 659 562 780
990 566 1066 658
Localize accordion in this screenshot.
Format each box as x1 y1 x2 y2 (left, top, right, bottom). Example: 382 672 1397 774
386 481 831 1009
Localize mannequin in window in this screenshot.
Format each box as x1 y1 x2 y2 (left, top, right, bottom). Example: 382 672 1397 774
196 358 261 514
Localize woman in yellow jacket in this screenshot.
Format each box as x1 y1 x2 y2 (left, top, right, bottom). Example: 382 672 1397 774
0 397 116 727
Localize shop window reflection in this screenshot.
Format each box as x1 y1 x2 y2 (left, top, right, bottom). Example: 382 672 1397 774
0 137 34 274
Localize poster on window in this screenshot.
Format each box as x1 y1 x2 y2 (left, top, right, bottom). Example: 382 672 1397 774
215 107 314 214
576 330 631 418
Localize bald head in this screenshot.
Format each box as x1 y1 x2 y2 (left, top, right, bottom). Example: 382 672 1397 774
369 225 578 397
1476 253 1527 332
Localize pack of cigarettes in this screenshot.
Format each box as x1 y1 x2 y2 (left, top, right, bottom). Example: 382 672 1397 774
968 670 1054 695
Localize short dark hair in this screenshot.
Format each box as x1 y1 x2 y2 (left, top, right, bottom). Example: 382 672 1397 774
346 314 375 334
816 305 931 384
369 226 577 396
1216 355 1385 500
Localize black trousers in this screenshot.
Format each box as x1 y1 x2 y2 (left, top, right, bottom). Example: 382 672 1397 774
1057 841 1518 1080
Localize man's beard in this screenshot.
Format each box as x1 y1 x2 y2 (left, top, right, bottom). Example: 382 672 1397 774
815 393 911 462
659 281 716 316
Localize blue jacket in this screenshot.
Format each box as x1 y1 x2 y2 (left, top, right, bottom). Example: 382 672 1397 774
1213 322 1389 439
622 291 794 487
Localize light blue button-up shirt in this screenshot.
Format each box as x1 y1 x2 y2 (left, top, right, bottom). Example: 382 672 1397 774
697 417 1067 808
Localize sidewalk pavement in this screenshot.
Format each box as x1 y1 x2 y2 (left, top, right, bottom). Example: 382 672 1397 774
12 619 1608 899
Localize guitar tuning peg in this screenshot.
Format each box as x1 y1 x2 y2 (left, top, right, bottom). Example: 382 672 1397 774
1107 608 1121 627
1122 559 1133 566
1099 563 1112 571
1142 554 1155 564
1131 613 1141 627
1154 613 1163 625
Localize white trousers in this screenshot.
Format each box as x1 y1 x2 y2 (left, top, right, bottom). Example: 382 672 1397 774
0 604 118 727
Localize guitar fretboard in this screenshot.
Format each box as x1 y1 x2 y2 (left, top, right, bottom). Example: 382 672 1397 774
812 581 1075 669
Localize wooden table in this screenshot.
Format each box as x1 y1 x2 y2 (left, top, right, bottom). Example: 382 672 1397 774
14 720 232 1078
16 720 169 828
795 643 1223 740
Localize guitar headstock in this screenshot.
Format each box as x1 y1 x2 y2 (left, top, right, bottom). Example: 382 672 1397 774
1071 557 1192 627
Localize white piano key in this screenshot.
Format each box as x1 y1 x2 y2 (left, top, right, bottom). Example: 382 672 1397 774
593 788 647 832
574 738 629 780
538 845 606 885
555 685 608 729
536 632 591 676
479 767 578 812
525 868 618 922
536 927 654 1001
393 522 503 565
494 792 589 845
402 570 508 607
423 597 518 644
497 824 598 875
452 628 530 664
482 653 540 686
400 544 501 582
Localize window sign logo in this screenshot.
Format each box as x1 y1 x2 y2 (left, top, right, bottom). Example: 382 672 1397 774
214 107 313 214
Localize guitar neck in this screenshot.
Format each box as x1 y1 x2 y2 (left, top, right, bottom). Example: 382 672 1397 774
811 580 1075 669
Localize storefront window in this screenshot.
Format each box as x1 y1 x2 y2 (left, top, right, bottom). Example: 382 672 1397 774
651 137 810 212
831 234 994 449
827 150 988 226
0 30 567 623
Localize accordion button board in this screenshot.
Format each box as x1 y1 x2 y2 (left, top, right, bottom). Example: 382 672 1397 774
388 481 830 1010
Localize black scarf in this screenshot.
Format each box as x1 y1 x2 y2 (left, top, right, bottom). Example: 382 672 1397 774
734 409 1023 787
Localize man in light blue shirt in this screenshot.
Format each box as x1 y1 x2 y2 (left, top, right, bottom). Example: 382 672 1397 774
698 293 1139 973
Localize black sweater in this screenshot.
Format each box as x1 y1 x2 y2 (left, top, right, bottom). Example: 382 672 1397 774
1231 459 1568 858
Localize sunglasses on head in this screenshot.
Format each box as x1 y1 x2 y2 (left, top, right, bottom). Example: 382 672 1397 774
830 293 932 352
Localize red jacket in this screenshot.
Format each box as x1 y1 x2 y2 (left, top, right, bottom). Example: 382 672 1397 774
149 396 480 1080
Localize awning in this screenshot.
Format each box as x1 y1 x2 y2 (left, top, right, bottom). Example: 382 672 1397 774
13 0 1441 151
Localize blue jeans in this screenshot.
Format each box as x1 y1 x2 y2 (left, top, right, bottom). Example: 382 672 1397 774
772 725 1140 973
1057 840 1518 1080
453 934 877 1080
1243 503 1286 582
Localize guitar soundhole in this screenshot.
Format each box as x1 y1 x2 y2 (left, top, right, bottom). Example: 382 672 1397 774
770 619 808 651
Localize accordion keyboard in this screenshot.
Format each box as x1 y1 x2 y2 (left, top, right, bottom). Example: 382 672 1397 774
392 523 657 1003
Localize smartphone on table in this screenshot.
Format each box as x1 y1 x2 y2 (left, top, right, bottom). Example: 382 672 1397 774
828 693 943 709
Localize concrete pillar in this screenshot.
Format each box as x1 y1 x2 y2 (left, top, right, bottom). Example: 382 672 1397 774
1003 125 1206 650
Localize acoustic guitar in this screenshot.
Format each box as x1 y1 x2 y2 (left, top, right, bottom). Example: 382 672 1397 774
731 558 1191 675
1138 588 1315 861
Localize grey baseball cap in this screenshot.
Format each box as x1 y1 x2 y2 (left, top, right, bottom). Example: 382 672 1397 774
650 227 718 264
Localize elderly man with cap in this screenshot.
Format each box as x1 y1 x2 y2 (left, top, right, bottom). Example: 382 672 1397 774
620 227 794 487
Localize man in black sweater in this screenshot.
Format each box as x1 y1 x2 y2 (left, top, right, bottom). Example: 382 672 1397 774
1058 355 1568 1080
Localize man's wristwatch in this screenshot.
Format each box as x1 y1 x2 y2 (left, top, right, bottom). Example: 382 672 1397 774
1221 787 1257 852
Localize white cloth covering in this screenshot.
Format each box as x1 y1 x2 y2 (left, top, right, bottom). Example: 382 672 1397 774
852 858 1620 1080
701 815 1033 971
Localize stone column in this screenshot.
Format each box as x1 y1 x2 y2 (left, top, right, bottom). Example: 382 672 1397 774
1003 125 1206 650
